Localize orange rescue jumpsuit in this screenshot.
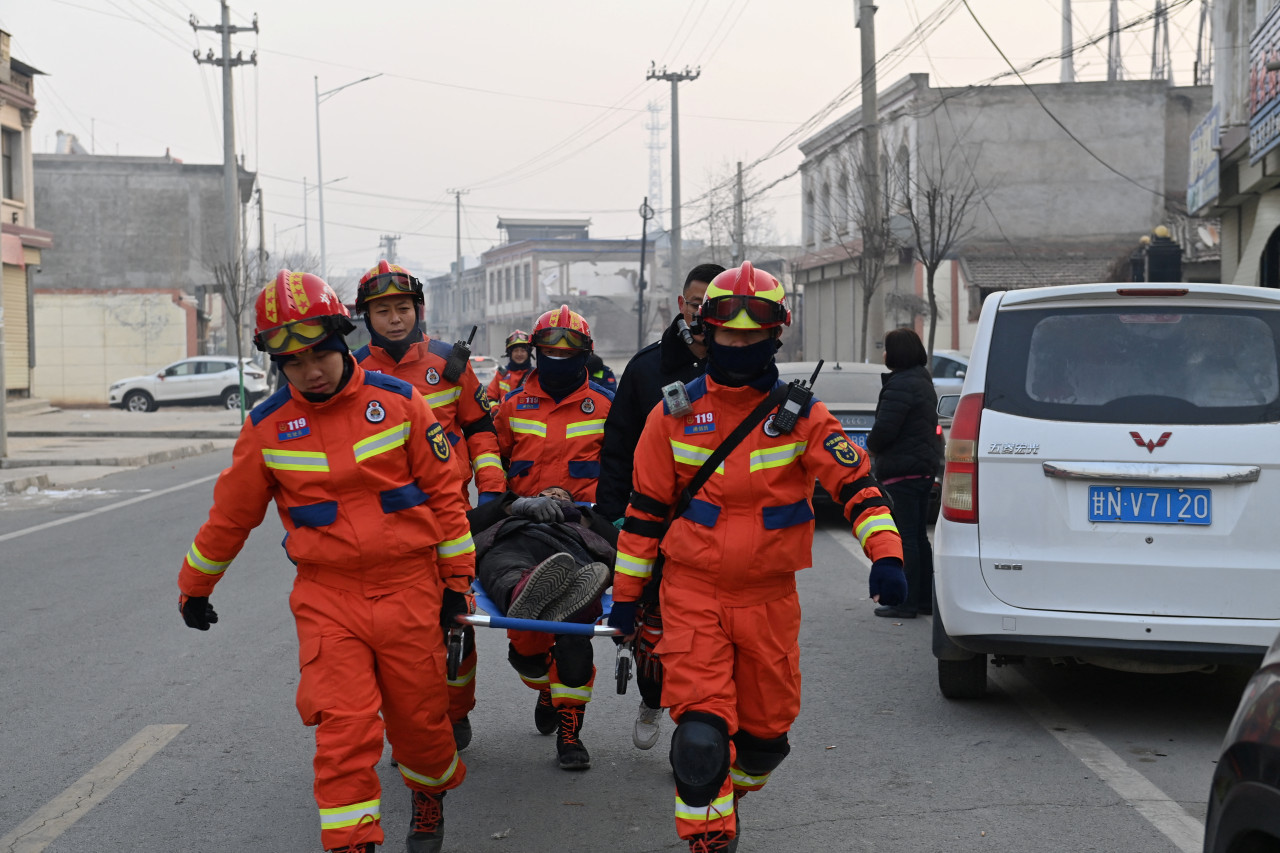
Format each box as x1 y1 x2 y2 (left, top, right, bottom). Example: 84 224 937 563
178 363 474 850
613 374 903 842
491 371 614 713
486 363 530 404
355 337 504 724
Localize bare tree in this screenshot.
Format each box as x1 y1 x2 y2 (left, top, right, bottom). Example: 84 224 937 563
694 161 778 266
900 144 982 356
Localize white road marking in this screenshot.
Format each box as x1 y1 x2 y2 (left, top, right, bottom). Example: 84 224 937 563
0 473 220 543
990 666 1204 853
0 724 187 852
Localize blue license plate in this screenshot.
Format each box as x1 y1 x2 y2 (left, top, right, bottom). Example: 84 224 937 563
846 431 869 450
1088 486 1211 525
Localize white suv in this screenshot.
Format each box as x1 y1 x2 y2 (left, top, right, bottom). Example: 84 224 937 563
109 356 268 412
933 283 1280 699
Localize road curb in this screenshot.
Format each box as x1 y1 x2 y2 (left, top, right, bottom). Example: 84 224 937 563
0 442 221 470
0 472 52 495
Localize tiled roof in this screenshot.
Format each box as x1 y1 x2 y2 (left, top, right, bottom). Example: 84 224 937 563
958 240 1135 290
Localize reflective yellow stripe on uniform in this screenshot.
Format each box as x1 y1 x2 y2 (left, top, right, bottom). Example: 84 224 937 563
550 682 592 702
519 671 550 688
319 799 380 830
353 422 411 463
730 766 772 788
615 550 655 580
186 542 230 576
674 792 735 821
437 533 475 559
669 439 724 473
854 511 900 547
398 751 460 787
262 449 330 472
424 386 462 408
509 418 547 437
748 441 808 472
472 452 503 472
447 661 476 688
565 419 606 439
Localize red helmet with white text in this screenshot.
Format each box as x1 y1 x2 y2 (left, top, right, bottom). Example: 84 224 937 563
532 305 593 353
253 269 354 355
356 260 424 311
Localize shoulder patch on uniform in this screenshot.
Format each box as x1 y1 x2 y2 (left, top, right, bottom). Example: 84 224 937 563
426 338 454 359
363 370 414 399
823 432 861 468
502 385 529 404
352 344 371 363
685 375 709 404
426 422 451 462
250 386 291 426
586 380 615 402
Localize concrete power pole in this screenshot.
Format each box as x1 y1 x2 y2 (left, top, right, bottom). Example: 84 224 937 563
733 161 744 266
1107 0 1122 82
857 0 880 362
647 63 699 298
379 234 400 265
447 188 468 333
1061 0 1075 83
192 2 258 313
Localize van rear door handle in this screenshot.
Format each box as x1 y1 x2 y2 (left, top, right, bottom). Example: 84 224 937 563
1041 462 1261 483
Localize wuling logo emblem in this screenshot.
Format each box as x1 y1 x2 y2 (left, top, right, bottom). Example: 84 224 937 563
1130 431 1171 453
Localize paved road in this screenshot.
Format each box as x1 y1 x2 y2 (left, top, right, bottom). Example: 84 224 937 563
0 451 1246 852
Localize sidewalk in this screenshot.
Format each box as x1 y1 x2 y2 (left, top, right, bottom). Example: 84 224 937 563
1 404 242 493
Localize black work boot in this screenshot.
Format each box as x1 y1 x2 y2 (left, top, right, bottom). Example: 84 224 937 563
555 705 591 770
407 789 445 853
452 715 472 751
534 688 556 735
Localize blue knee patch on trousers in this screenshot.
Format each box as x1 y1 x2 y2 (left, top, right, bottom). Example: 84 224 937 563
670 711 730 807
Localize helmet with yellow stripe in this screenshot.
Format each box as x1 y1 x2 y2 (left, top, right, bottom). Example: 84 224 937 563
700 261 791 330
253 269 354 355
356 260 424 311
505 329 533 352
532 305 593 353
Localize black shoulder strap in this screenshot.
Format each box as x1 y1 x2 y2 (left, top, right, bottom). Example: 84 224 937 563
673 384 788 520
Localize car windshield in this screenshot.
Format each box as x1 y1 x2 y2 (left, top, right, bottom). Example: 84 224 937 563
986 305 1280 424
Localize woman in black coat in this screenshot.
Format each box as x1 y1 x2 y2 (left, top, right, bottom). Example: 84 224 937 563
866 329 943 619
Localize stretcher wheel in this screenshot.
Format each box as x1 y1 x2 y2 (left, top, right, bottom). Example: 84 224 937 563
446 630 464 681
615 652 632 695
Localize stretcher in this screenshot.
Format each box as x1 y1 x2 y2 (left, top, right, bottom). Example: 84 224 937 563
449 578 630 692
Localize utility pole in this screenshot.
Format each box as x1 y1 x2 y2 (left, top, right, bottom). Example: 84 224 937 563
1061 0 1075 83
192 4 257 303
1107 0 1122 82
1151 0 1171 81
447 188 468 330
1194 0 1213 86
646 102 667 230
647 62 699 298
379 234 400 265
637 198 654 351
302 176 309 257
733 161 744 266
857 0 880 362
315 73 382 281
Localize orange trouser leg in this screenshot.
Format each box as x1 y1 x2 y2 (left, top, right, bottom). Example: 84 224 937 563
507 629 595 707
658 576 801 841
444 625 478 722
292 577 465 851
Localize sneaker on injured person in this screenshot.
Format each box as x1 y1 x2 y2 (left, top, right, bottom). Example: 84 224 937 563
538 561 610 623
507 552 577 619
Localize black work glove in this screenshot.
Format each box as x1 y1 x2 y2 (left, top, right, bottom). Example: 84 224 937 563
868 557 907 606
607 600 638 644
510 495 564 523
440 588 471 629
180 595 218 631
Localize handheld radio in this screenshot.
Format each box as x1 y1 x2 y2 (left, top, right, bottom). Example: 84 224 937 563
771 359 824 435
442 325 478 383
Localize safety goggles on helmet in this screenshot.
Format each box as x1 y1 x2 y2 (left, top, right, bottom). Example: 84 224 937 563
255 317 337 355
531 326 591 351
360 272 420 302
700 294 789 328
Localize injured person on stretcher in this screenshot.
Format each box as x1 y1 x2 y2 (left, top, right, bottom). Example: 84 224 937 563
466 486 616 623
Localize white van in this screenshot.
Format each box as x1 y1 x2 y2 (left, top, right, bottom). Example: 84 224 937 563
933 283 1280 699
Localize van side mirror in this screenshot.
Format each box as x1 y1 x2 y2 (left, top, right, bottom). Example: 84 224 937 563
937 395 960 419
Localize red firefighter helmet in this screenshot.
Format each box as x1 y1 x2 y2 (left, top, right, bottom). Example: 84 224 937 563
356 260 423 311
700 260 791 330
253 269 354 355
531 305 593 352
505 329 532 352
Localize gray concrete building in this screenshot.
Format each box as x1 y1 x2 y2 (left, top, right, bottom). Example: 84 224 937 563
797 74 1212 361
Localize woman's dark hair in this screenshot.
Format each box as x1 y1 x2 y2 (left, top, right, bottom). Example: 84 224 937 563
884 328 929 371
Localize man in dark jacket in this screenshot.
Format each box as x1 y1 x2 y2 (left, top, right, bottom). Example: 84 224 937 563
595 262 724 751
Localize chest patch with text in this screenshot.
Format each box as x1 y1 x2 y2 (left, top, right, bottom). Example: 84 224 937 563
276 417 311 441
516 396 540 410
684 412 716 435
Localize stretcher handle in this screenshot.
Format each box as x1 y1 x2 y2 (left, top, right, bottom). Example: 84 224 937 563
458 613 619 637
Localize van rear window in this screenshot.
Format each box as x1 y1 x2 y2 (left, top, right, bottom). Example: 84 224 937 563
985 306 1280 424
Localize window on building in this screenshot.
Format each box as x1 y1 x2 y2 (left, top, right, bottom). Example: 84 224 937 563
805 190 815 246
821 182 832 241
489 272 494 303
524 263 532 299
837 172 849 235
506 267 512 300
1 128 17 202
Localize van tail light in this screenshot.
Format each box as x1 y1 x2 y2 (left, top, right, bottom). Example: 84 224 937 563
941 393 983 523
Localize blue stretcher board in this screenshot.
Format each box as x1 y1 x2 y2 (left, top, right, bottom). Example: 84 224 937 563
460 578 619 637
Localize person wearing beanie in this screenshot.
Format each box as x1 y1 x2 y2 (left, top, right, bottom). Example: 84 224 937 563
176 270 474 853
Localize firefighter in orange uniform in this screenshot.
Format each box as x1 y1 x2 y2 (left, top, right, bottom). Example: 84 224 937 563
177 270 473 853
607 262 907 853
491 305 614 770
486 329 533 402
352 260 503 750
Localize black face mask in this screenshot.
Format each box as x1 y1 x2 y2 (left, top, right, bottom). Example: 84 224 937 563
706 335 779 389
536 351 588 400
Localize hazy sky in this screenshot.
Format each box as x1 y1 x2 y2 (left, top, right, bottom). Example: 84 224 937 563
2 0 1207 278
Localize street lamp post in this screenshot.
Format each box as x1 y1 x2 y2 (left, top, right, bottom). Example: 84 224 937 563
314 73 381 280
